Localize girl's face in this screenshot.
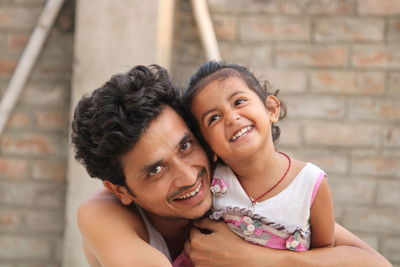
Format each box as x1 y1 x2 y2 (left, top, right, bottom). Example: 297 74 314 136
191 76 280 165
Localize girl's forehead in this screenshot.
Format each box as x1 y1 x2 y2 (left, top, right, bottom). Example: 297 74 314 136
200 75 250 94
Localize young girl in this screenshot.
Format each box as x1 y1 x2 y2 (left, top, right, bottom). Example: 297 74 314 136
182 61 335 251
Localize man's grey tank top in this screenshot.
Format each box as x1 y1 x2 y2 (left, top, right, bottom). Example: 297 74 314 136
136 205 172 261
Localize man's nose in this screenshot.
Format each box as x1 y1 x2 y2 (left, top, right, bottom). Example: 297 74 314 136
171 158 198 188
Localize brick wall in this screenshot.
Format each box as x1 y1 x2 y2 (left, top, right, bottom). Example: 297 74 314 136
0 0 398 266
172 0 400 266
0 0 74 266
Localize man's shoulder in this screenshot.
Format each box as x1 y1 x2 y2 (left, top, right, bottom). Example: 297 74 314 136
77 189 149 242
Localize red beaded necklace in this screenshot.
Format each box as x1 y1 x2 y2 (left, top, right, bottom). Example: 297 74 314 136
248 151 291 205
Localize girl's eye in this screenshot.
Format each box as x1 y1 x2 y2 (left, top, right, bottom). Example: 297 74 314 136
208 114 221 125
234 98 247 106
149 165 164 176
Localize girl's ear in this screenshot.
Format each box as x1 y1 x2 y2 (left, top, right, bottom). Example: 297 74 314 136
265 95 281 123
103 181 134 205
213 154 218 162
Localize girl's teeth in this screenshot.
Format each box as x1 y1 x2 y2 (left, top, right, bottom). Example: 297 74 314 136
231 126 252 141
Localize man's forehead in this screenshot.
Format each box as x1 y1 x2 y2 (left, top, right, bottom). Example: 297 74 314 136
123 106 192 167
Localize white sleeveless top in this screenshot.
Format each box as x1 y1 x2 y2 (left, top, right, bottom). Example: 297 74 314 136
212 162 326 235
136 204 172 261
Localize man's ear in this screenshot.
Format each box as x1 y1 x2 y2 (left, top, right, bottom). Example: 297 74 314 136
103 181 134 205
265 95 281 123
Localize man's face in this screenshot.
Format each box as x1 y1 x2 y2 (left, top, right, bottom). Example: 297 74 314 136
120 106 212 220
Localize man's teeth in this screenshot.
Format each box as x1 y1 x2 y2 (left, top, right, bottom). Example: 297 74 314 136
175 183 202 200
230 126 253 141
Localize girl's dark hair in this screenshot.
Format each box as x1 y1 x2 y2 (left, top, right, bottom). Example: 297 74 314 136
71 65 185 186
182 61 287 148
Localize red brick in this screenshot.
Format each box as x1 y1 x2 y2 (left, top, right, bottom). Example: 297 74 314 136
213 15 237 41
0 210 22 230
311 71 385 95
34 111 68 131
6 111 32 129
0 157 29 179
388 18 400 41
352 45 400 68
0 58 17 75
32 160 66 181
357 0 400 15
349 98 400 121
0 8 12 27
240 17 310 41
280 0 354 14
304 122 380 147
315 18 384 42
1 133 59 156
0 7 41 31
276 45 348 67
7 33 29 52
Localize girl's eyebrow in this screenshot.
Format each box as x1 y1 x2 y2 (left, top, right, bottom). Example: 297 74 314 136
228 90 246 100
200 90 246 122
201 108 217 122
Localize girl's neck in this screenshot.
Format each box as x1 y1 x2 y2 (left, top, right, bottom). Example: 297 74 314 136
225 144 279 180
224 147 291 200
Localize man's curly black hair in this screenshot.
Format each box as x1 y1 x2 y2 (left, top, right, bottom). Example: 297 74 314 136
71 65 185 186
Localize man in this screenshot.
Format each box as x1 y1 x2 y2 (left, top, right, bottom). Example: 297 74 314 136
72 65 391 267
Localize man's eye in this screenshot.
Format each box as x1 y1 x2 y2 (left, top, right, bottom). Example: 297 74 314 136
180 140 192 152
208 114 220 125
149 165 163 176
234 98 247 106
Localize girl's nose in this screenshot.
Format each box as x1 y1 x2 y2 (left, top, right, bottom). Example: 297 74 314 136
226 111 240 126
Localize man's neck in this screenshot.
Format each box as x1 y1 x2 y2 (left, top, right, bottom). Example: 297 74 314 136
146 212 192 260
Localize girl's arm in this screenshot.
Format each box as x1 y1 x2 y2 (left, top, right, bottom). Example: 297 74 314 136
309 177 335 248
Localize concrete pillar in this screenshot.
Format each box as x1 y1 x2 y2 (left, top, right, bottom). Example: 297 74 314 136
62 0 173 266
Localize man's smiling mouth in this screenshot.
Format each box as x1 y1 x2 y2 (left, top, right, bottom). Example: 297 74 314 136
174 183 202 200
